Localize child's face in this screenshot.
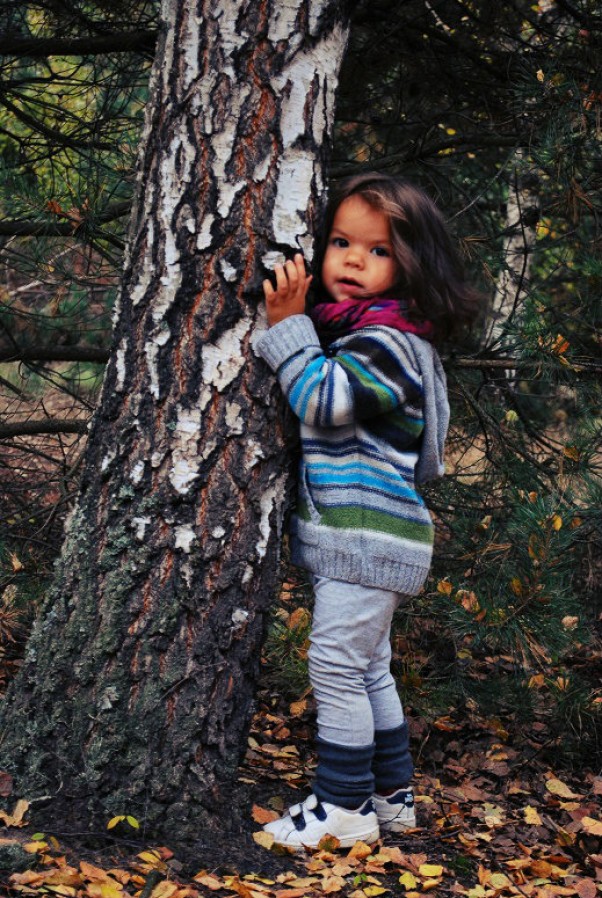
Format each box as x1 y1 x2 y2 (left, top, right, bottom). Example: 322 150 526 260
322 195 398 303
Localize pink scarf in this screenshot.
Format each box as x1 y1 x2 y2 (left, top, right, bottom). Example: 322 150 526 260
310 297 434 345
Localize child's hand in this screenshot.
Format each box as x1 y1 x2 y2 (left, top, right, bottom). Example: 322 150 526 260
263 253 313 327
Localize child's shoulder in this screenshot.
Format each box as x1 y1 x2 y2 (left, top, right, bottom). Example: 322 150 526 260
334 325 424 373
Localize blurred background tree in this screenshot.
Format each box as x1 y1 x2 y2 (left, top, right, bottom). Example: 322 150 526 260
1 0 600 761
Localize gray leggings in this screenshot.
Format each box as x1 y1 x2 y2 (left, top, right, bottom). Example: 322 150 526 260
308 575 406 746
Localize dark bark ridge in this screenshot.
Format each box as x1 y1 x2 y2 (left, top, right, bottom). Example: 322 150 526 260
0 0 350 840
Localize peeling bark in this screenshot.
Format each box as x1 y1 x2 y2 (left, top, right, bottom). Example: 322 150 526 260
0 0 350 839
486 149 541 354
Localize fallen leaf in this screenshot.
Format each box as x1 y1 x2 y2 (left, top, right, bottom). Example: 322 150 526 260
274 890 308 898
149 884 179 898
252 831 275 850
0 798 29 827
524 806 543 825
419 864 443 878
289 700 307 718
0 772 13 798
321 875 346 893
348 841 374 860
317 835 341 852
252 804 279 824
575 880 597 898
193 872 224 890
581 817 602 835
546 778 581 799
399 872 417 890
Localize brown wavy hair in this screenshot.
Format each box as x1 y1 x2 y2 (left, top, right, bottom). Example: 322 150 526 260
314 172 481 344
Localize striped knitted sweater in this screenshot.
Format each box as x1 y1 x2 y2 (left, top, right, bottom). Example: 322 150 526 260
256 314 449 594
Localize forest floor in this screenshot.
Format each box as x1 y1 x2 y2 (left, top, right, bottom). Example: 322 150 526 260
0 681 600 898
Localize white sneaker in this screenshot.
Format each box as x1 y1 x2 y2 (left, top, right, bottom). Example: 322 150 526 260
373 787 416 832
263 793 380 849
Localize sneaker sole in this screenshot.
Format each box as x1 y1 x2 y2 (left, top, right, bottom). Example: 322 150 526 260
280 826 381 851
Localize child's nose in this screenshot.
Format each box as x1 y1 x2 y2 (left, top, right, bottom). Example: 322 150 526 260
345 247 363 267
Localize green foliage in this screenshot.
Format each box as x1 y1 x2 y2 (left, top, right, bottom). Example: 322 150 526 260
262 574 312 700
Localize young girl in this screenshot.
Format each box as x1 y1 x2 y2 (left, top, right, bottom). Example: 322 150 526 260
256 172 478 849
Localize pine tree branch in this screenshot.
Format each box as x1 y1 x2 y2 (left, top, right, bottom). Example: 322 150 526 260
0 30 158 59
0 218 125 250
0 92 114 152
449 357 602 374
0 346 110 364
0 420 88 439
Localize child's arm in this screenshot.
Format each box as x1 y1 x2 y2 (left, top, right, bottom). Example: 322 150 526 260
263 253 312 327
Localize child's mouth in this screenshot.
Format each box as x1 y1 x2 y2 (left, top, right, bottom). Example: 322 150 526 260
338 278 363 289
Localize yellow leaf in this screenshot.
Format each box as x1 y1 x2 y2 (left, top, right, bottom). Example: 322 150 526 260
86 881 126 898
149 884 178 898
537 69 545 81
107 816 125 830
510 577 523 597
364 888 388 897
125 815 140 829
523 805 543 825
489 873 511 889
399 872 417 890
418 864 443 878
528 674 545 690
137 851 163 867
252 830 275 850
545 778 581 799
582 816 602 835
437 579 453 595
347 841 373 860
321 875 346 893
23 840 48 853
9 552 23 572
551 514 563 531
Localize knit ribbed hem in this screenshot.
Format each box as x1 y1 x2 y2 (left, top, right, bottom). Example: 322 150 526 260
313 737 375 809
255 315 320 372
291 541 430 595
373 724 413 792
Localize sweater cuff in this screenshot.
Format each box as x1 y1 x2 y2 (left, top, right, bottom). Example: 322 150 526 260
254 314 321 372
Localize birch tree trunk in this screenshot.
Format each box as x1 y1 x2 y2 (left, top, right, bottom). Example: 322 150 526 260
486 149 541 354
0 0 349 839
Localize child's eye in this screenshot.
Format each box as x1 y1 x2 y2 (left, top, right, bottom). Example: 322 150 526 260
331 237 348 248
371 246 390 257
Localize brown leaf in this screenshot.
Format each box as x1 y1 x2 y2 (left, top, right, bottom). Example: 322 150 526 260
251 804 279 824
193 872 224 890
289 700 308 718
0 772 13 798
274 889 307 898
575 879 597 898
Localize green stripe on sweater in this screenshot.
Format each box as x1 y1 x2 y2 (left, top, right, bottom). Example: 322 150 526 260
297 501 434 544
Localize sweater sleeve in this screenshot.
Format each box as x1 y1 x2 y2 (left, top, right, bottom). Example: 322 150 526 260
255 314 423 428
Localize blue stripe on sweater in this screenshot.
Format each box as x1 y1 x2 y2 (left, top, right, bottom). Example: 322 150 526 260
290 357 327 420
308 471 417 500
